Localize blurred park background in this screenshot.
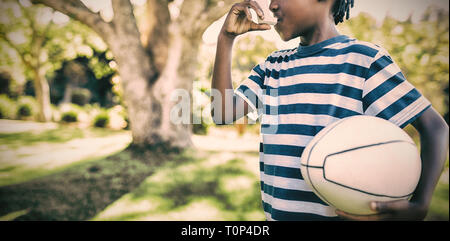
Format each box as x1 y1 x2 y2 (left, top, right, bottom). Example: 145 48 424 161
0 0 448 221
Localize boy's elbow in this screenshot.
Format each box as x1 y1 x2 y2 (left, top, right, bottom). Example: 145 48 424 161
426 110 448 141
439 120 449 144
414 108 448 136
416 108 449 151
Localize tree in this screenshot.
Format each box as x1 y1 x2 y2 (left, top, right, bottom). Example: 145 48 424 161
0 0 55 121
31 0 235 148
0 0 106 122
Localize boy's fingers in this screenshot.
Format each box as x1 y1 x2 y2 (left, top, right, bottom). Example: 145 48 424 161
243 6 252 21
230 2 256 22
246 0 265 19
336 210 392 221
249 23 271 31
231 3 248 16
371 200 409 213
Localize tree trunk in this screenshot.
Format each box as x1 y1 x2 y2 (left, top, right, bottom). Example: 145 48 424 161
150 24 197 149
31 0 235 149
62 83 73 104
109 22 198 149
33 68 52 122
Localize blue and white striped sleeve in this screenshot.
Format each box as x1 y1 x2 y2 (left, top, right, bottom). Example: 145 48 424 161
235 62 266 121
362 48 431 128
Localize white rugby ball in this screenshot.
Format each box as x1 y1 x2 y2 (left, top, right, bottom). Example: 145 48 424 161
300 115 421 215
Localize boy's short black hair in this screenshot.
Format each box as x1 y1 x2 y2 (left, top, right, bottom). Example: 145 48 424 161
332 0 355 25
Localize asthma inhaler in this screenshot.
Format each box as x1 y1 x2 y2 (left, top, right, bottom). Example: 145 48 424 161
250 0 277 26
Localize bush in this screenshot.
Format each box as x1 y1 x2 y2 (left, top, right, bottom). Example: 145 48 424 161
17 104 32 118
0 94 17 119
192 122 210 135
71 88 91 106
106 105 128 130
16 96 38 120
93 112 109 128
61 111 78 123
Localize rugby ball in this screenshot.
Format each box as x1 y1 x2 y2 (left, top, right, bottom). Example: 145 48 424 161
300 115 421 215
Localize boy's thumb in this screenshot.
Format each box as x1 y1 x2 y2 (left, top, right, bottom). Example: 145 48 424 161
250 23 271 32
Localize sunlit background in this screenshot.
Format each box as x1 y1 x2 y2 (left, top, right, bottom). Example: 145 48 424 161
0 0 448 221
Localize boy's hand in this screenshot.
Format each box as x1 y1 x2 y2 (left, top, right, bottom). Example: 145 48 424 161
221 0 271 38
335 200 428 221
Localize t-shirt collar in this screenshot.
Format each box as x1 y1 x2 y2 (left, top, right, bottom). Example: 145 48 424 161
297 35 349 57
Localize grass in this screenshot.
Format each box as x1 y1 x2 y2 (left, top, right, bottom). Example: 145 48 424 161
0 122 265 221
0 144 264 221
0 125 131 186
426 181 449 221
0 126 124 149
0 123 447 221
0 146 191 220
92 155 264 221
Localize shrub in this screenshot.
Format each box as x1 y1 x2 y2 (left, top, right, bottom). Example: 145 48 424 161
61 111 78 123
93 112 109 128
17 96 38 120
107 105 128 130
192 121 210 135
17 104 32 118
0 94 16 119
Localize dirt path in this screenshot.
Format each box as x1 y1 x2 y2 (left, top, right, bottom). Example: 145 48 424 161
0 120 132 186
0 120 59 134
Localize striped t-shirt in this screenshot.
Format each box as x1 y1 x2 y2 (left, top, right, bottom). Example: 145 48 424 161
234 35 431 221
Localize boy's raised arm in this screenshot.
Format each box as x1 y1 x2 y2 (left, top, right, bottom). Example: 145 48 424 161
211 1 270 124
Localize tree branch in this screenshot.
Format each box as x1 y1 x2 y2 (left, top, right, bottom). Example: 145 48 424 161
111 0 136 29
179 0 235 38
142 0 171 74
202 0 235 24
31 0 114 38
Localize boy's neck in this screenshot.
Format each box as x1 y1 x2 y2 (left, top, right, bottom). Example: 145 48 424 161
299 19 340 47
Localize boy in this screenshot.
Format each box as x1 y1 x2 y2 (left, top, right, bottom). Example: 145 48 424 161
211 0 449 221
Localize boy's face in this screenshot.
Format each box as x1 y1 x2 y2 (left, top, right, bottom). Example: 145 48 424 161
270 0 331 41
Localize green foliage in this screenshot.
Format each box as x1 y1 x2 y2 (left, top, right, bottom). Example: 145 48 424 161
231 35 277 87
0 0 112 106
0 94 16 119
16 96 38 119
193 121 210 135
17 103 32 118
93 112 109 128
61 111 78 123
338 7 449 120
88 52 116 80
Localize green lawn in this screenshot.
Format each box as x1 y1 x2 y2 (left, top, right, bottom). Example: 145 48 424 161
426 181 449 221
0 125 131 186
92 152 264 221
0 123 447 221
